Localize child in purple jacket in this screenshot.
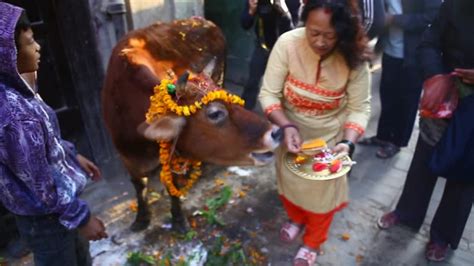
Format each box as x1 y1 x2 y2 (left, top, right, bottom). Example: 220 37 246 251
0 3 107 265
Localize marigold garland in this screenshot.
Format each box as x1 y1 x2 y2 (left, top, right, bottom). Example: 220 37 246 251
146 78 245 197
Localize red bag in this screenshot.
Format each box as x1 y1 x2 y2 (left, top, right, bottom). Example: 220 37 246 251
420 74 459 119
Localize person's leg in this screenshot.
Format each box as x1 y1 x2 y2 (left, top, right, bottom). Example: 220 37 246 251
279 196 305 242
75 233 92 266
15 215 84 266
390 65 423 147
393 136 439 229
301 211 335 250
430 180 474 249
241 45 269 110
376 54 404 143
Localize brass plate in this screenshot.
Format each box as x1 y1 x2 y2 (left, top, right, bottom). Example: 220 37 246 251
284 153 353 181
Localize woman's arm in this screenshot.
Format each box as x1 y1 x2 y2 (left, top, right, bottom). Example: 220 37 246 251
343 63 372 141
258 34 302 152
241 0 257 30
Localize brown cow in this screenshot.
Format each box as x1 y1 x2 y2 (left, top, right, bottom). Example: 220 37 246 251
102 18 281 232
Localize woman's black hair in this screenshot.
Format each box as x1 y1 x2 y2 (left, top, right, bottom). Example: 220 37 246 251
14 11 32 51
302 0 367 69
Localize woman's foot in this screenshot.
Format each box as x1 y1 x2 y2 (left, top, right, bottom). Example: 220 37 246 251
293 246 318 266
377 211 400 229
376 142 401 159
426 241 449 262
280 221 303 242
358 136 388 146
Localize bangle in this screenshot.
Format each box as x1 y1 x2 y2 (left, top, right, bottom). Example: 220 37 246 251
337 139 355 156
280 124 299 132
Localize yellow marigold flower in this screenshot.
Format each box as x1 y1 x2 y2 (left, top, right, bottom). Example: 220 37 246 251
183 106 191 116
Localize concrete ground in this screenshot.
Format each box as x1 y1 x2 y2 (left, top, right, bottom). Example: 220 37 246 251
3 68 473 266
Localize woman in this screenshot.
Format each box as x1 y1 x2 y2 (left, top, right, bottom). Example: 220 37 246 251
259 0 370 265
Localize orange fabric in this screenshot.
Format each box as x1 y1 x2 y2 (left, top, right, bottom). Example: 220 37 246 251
287 75 346 98
280 195 347 249
264 103 282 116
284 86 342 112
344 121 365 135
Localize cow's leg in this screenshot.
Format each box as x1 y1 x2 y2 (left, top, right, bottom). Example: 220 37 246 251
130 176 151 231
170 195 187 234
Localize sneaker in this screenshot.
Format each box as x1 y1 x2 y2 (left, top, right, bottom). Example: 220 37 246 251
377 211 400 229
426 241 449 262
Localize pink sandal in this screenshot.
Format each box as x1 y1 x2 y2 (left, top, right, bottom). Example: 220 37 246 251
280 222 302 242
293 246 317 266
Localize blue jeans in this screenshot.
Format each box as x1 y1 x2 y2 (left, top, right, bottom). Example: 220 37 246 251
15 214 91 266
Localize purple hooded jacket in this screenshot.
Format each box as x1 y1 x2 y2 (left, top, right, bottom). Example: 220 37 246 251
0 3 90 229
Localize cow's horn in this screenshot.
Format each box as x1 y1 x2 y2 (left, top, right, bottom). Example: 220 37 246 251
176 71 190 90
202 57 217 77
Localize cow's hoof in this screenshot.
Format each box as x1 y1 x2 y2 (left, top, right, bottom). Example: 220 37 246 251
172 221 188 234
130 219 150 232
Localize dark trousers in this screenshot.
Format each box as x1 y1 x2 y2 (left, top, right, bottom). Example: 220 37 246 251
395 135 474 249
376 53 423 147
241 45 270 110
15 214 91 266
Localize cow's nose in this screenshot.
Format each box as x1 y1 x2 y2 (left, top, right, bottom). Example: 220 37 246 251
271 127 283 142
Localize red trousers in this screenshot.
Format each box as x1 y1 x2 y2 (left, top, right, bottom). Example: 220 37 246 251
280 195 347 249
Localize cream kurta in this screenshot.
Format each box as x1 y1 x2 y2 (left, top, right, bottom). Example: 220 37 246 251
259 28 371 213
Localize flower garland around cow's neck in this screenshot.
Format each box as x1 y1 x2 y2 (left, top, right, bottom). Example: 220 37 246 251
146 77 245 197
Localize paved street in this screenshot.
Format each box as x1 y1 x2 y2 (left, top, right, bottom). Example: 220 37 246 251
4 68 473 266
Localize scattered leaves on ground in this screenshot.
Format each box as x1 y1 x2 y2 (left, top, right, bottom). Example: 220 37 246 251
200 186 232 225
214 178 225 186
126 251 156 266
341 233 351 241
129 201 138 212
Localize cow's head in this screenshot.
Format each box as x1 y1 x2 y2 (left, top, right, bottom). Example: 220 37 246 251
139 60 281 166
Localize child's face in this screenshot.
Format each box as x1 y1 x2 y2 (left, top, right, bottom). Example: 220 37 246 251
16 28 41 74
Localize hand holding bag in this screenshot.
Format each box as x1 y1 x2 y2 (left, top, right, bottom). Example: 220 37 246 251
420 74 459 119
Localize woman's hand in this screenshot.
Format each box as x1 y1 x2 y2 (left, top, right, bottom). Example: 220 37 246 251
421 74 454 112
249 0 258 15
77 154 101 181
331 143 350 154
454 68 474 84
284 127 302 153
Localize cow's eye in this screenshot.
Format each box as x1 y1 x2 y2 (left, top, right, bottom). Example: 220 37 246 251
206 102 228 125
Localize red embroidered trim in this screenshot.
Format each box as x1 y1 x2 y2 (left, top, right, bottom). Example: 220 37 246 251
264 103 282 116
287 75 346 98
285 86 341 113
344 122 365 135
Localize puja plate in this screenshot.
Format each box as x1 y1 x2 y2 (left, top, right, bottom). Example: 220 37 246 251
284 152 354 181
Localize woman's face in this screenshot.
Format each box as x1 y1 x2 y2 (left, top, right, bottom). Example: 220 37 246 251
16 28 41 74
305 8 338 57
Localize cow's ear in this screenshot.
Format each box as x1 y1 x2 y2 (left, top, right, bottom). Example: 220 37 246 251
202 57 216 78
138 115 186 141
